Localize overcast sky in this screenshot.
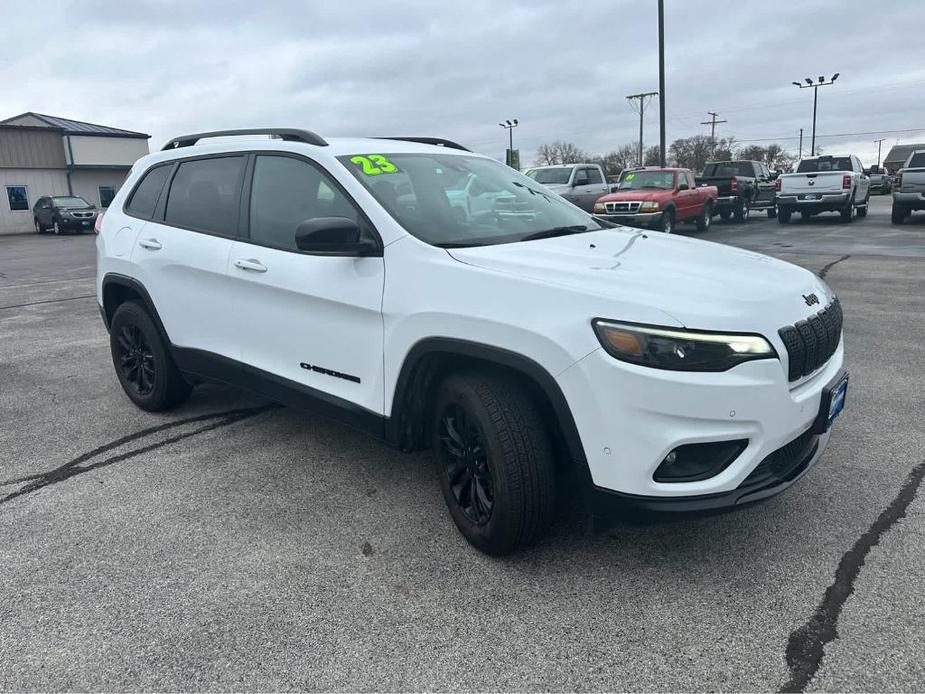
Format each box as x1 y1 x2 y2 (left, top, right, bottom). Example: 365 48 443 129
3 0 924 166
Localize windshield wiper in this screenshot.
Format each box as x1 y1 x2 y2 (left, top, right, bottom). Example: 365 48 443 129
519 225 589 242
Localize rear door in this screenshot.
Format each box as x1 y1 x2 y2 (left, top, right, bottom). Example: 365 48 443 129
853 156 871 201
754 163 776 206
226 153 385 415
129 155 243 362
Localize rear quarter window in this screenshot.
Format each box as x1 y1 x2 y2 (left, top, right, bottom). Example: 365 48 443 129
163 156 245 236
909 152 925 168
125 165 172 219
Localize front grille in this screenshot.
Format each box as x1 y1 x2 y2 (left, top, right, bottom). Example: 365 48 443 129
605 201 641 214
71 211 93 218
740 428 819 489
778 297 842 381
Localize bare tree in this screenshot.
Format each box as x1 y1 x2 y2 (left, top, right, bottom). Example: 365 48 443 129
592 143 639 177
644 145 661 166
535 141 588 166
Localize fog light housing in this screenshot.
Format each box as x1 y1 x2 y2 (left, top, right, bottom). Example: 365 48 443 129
653 439 748 483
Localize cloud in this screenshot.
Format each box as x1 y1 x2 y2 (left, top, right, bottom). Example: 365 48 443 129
2 0 923 165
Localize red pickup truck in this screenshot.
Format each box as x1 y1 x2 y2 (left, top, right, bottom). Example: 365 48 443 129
593 167 718 233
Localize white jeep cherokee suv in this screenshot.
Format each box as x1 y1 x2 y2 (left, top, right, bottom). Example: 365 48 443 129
97 129 848 555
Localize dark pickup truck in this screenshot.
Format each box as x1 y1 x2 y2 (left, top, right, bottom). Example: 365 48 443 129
696 160 777 222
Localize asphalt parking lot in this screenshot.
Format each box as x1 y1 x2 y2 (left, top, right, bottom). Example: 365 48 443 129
1 194 924 691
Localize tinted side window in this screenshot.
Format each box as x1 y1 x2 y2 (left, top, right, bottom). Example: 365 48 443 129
164 157 244 235
586 167 603 185
248 155 360 252
125 165 171 218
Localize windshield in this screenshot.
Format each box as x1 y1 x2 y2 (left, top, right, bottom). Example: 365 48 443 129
618 171 675 190
797 157 853 173
52 196 92 208
524 167 572 185
338 153 605 247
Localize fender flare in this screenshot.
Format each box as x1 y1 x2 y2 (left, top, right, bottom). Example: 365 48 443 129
387 337 588 469
101 273 170 341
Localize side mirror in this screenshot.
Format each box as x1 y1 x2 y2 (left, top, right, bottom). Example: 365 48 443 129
295 217 378 256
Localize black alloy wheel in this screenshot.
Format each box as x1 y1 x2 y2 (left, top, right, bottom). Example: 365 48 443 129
438 403 493 525
115 324 156 396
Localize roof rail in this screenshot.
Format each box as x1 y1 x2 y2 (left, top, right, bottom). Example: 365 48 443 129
161 128 328 151
374 136 470 152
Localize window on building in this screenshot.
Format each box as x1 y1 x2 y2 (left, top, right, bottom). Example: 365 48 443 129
6 186 29 211
164 156 245 235
99 185 116 208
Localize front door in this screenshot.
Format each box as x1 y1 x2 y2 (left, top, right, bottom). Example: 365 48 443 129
226 153 385 415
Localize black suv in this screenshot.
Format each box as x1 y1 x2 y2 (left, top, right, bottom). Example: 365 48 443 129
33 196 100 234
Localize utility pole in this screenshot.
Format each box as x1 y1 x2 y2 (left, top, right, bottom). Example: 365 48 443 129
700 111 727 155
498 119 519 168
657 0 666 166
799 128 803 158
791 73 839 156
626 91 658 166
874 138 886 168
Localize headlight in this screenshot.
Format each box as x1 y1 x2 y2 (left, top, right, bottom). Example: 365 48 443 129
639 201 659 212
593 202 606 214
592 319 777 372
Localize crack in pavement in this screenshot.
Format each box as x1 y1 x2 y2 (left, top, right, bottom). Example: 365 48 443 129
0 294 96 311
818 254 850 279
780 460 925 692
0 404 277 507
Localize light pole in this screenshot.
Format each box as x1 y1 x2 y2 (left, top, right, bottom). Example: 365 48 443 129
657 0 666 166
791 73 839 156
499 119 518 168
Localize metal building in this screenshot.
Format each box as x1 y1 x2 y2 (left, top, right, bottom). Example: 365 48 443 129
0 113 149 235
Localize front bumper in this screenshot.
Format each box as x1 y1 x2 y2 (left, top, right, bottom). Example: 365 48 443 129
556 338 845 507
57 216 97 229
777 192 849 213
597 211 663 228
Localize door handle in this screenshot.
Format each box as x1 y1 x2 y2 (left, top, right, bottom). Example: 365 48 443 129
138 238 161 250
233 258 268 273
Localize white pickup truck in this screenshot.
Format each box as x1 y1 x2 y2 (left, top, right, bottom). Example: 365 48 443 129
776 154 870 223
892 149 925 224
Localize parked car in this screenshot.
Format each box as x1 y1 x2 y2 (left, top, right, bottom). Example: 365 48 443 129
593 168 718 233
523 163 610 212
696 160 777 221
97 128 846 555
891 148 925 224
33 195 101 234
865 166 892 194
775 155 871 223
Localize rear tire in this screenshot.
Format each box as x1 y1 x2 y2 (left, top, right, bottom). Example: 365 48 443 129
857 204 868 218
719 209 732 222
695 203 712 232
778 208 791 224
801 211 812 221
840 199 854 222
110 301 192 412
432 371 556 556
766 207 777 219
733 198 750 222
892 204 907 225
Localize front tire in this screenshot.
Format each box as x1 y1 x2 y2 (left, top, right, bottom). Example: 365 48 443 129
53 221 61 235
34 218 44 233
432 371 556 555
110 301 192 412
658 209 675 234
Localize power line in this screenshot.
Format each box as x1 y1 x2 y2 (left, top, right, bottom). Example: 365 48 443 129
626 91 658 166
700 111 727 154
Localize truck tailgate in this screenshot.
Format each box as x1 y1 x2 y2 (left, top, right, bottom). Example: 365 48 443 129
780 172 846 194
696 176 735 196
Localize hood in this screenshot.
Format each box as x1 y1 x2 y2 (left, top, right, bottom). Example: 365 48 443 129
446 229 830 332
598 189 672 203
540 183 572 194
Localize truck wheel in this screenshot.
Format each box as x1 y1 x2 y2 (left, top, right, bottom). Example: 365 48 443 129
857 203 868 218
840 199 854 222
432 371 556 555
110 301 192 412
766 207 777 219
778 208 791 224
891 204 907 225
658 209 675 234
733 199 750 222
34 218 44 233
719 209 732 222
695 203 712 232
801 211 812 221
